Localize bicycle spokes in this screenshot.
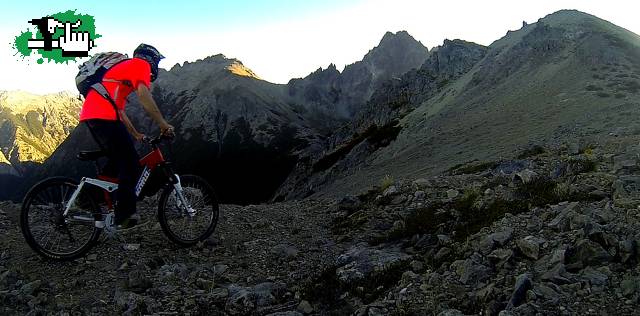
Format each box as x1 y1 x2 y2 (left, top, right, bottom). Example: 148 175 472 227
161 176 218 243
23 180 100 258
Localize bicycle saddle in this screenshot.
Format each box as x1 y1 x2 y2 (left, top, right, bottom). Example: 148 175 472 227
77 150 106 161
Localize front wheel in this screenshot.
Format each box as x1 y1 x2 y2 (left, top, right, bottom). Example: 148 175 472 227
20 177 102 261
157 175 219 246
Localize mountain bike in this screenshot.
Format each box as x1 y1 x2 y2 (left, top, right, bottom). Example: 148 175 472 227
20 135 219 261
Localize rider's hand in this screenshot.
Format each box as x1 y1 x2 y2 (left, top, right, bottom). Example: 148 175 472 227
160 122 175 138
134 132 146 142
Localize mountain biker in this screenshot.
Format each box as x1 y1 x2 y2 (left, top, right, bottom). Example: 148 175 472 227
78 43 174 229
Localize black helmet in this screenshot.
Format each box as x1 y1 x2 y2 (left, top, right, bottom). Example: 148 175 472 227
134 43 165 82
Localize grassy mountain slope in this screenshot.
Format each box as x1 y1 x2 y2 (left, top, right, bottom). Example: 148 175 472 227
313 10 640 197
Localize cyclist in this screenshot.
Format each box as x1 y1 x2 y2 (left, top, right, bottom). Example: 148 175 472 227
78 43 174 229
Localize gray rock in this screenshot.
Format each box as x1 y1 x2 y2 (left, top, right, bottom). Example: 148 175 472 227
513 169 537 184
437 309 464 316
533 283 559 303
383 186 398 197
271 244 299 260
158 263 189 280
267 312 304 316
390 195 407 205
125 269 152 294
114 290 146 315
412 178 430 188
297 300 313 314
410 260 425 272
437 234 452 246
506 273 533 310
414 190 426 200
491 227 514 246
253 282 284 307
613 176 640 207
196 278 214 290
494 160 529 176
619 240 638 263
621 277 638 297
453 259 491 285
209 288 229 302
335 244 411 285
548 202 578 232
434 247 453 262
338 195 362 211
488 249 513 267
447 189 460 199
480 228 514 254
19 280 41 296
541 263 573 284
226 286 256 315
548 248 566 265
367 307 386 316
569 213 588 230
214 264 229 276
517 237 540 260
565 239 611 269
580 267 608 289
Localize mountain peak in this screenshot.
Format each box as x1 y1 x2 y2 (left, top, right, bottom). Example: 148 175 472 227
226 60 261 79
377 31 420 49
167 54 260 80
360 31 428 66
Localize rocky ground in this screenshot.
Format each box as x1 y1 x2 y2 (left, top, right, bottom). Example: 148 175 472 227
2 139 640 315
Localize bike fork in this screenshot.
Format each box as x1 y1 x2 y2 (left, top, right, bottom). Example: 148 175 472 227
172 175 196 217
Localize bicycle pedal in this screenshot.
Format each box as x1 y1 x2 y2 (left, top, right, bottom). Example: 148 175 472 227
101 213 119 239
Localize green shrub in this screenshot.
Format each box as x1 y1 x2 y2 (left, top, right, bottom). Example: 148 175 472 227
568 157 598 173
380 174 394 191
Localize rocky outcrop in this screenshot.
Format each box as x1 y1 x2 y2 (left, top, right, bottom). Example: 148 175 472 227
317 141 638 314
275 39 487 201
355 39 488 129
0 91 81 171
279 10 640 201
287 31 429 119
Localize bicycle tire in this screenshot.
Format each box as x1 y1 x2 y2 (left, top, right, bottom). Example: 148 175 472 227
20 177 102 261
157 175 219 246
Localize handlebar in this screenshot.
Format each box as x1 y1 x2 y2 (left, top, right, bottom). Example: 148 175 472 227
142 133 174 146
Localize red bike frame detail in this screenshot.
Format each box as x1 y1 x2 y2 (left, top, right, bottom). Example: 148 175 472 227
97 175 119 210
139 148 165 170
95 147 167 209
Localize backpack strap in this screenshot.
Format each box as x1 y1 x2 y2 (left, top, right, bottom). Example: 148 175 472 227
91 83 121 121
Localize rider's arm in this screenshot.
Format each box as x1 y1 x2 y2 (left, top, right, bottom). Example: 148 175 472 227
119 110 144 141
136 84 172 133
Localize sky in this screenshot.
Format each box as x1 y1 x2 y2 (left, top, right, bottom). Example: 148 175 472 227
1 0 640 94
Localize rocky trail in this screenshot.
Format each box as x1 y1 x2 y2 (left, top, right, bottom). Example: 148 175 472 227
3 139 640 315
0 199 344 315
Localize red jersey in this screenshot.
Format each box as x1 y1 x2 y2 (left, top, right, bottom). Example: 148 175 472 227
79 58 151 121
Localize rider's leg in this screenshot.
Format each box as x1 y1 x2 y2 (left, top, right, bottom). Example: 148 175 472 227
85 120 141 224
112 125 140 223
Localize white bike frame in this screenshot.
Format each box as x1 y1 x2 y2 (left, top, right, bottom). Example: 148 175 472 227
63 173 194 226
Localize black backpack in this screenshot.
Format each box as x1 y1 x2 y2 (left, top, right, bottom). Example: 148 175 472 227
75 52 129 120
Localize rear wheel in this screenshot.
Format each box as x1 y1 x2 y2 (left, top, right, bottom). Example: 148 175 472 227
20 177 102 261
157 175 219 246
